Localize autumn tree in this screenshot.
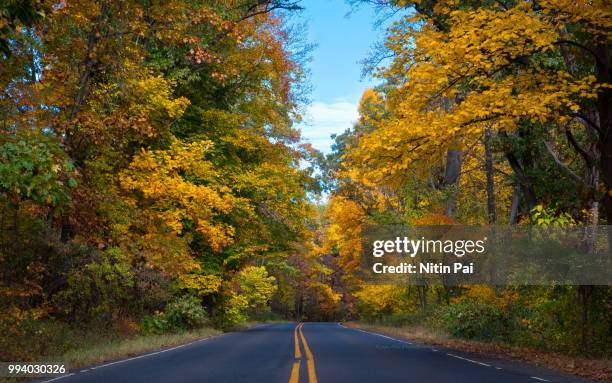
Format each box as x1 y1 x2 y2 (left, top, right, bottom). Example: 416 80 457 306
321 0 612 355
0 0 317 352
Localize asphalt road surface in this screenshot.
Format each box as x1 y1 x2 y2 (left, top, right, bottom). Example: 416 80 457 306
38 322 595 383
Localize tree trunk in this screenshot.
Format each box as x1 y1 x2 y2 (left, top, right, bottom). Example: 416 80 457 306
595 42 612 257
505 151 537 220
443 149 463 217
509 184 520 224
484 128 497 224
579 285 592 351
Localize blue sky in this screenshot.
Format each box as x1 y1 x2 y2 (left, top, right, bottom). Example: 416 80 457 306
295 0 387 154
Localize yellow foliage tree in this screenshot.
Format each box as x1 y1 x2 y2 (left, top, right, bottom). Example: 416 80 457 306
119 139 241 274
350 1 609 199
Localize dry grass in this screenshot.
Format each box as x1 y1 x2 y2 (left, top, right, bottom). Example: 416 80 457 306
0 327 223 383
347 322 612 382
58 327 222 369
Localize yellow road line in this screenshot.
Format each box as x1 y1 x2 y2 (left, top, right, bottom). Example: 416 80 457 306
289 322 318 383
289 360 301 383
294 323 302 359
299 323 318 383
289 323 303 383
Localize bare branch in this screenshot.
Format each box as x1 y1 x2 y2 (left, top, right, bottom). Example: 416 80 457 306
570 111 601 135
554 39 605 68
565 127 594 166
543 140 589 187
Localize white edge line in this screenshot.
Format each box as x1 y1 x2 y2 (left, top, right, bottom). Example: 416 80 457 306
338 323 509 374
41 373 75 382
447 353 491 367
89 351 161 370
42 333 224 381
337 323 414 345
530 377 551 382
90 335 220 370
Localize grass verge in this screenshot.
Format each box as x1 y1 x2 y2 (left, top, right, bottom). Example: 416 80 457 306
59 326 222 369
0 326 223 383
346 322 612 382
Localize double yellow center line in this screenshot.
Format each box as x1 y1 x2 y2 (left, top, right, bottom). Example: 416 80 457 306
289 323 318 383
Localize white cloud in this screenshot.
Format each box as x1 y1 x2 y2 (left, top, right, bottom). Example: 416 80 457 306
297 100 359 154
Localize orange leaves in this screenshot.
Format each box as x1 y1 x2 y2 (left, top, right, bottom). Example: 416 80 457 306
305 281 341 314
324 196 366 284
441 7 557 68
540 0 612 40
120 139 238 253
348 1 607 188
452 285 519 310
354 285 410 318
410 210 454 225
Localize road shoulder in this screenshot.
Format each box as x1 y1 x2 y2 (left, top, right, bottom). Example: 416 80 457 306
344 322 611 382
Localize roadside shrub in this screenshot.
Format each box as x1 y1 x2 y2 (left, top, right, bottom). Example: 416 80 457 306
165 295 207 330
52 247 135 323
437 299 510 341
219 293 249 329
140 313 168 335
0 317 67 360
354 285 410 322
0 316 129 361
376 311 430 327
216 266 277 329
237 266 277 318
140 295 207 335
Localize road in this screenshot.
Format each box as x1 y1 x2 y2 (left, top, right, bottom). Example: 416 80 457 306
39 322 595 383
